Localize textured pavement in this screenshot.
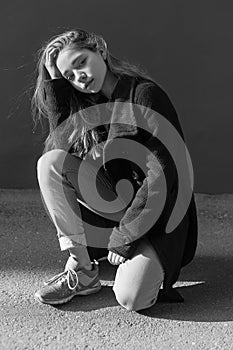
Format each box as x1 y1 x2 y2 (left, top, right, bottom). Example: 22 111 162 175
0 189 233 349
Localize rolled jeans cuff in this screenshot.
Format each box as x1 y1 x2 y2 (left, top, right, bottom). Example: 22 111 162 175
58 234 87 251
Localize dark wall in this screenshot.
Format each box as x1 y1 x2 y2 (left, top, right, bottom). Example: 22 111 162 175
1 0 232 192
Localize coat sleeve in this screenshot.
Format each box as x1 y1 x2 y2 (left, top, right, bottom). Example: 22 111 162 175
42 77 73 130
107 82 181 258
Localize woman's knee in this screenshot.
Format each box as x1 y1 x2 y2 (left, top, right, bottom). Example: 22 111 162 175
37 149 69 186
113 286 147 312
37 150 81 178
37 150 66 172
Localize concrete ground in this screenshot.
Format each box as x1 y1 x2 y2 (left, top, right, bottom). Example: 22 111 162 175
0 189 233 350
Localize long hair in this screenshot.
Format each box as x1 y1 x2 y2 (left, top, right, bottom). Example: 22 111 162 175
31 28 155 158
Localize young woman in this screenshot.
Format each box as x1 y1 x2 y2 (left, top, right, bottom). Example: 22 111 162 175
31 28 198 311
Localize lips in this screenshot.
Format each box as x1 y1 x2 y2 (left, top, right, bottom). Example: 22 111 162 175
85 79 94 89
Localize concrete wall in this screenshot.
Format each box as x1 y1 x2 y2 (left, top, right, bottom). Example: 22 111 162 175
1 0 232 192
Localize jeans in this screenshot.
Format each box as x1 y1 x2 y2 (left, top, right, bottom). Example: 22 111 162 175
37 149 164 311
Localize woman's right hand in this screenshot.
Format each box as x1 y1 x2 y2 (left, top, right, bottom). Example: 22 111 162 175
44 46 63 79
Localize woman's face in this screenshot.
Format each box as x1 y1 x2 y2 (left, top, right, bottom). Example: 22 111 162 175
56 46 107 94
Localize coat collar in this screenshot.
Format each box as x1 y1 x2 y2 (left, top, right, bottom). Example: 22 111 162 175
108 74 132 102
106 74 138 139
102 74 139 168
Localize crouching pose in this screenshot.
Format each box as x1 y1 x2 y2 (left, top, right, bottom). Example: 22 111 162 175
31 28 198 311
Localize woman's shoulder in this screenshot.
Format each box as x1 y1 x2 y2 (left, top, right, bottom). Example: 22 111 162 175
133 75 169 107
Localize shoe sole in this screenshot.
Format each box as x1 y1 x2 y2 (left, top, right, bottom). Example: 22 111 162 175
34 284 102 305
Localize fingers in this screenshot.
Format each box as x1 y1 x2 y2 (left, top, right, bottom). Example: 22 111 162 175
107 252 126 265
44 46 62 79
45 46 59 66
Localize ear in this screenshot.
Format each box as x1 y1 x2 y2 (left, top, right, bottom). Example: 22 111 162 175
99 49 107 60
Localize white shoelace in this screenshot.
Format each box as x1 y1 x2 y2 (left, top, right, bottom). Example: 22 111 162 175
44 269 79 290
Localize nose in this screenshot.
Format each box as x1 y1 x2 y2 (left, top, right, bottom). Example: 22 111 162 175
78 72 87 84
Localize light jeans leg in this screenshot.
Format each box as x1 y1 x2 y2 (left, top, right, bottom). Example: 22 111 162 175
37 149 126 251
113 237 164 311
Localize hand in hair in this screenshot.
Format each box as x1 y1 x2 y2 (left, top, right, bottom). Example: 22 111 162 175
44 46 63 80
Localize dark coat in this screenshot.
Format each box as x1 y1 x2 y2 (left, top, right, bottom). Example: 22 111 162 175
43 74 198 301
101 75 198 300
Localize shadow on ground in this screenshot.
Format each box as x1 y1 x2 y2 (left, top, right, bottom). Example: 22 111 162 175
1 190 233 323
139 255 233 322
33 255 232 323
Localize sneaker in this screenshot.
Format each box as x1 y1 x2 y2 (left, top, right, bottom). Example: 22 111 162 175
34 260 101 305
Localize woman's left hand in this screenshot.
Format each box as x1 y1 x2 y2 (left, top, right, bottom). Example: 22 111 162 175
107 251 126 265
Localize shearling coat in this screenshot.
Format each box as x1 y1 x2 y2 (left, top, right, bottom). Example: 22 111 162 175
43 74 198 301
